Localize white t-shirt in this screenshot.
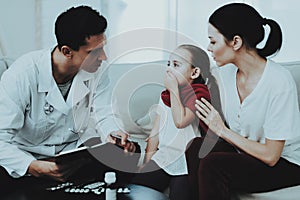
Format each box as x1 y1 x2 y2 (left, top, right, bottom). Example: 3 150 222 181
151 98 199 175
212 59 300 166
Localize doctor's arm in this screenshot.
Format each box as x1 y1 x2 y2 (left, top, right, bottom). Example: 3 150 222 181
27 159 86 182
92 73 135 152
0 70 78 180
0 73 38 178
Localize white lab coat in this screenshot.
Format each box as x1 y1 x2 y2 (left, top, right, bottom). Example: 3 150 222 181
0 48 118 177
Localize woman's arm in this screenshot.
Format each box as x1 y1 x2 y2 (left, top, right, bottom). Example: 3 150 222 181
222 131 284 167
196 98 285 167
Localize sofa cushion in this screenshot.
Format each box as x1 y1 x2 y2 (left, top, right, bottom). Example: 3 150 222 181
280 61 300 108
234 184 300 200
0 57 14 78
0 59 8 78
108 60 166 138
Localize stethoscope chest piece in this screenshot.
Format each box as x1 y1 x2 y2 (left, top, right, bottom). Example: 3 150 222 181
44 102 54 115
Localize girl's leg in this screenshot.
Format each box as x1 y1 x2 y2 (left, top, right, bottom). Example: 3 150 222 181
131 160 171 192
198 152 300 200
169 175 191 200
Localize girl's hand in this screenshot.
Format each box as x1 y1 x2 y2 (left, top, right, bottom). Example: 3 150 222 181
164 68 178 92
137 163 145 173
195 98 227 137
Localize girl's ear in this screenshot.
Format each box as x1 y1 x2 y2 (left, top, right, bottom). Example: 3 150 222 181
231 35 243 51
61 46 73 58
191 67 201 80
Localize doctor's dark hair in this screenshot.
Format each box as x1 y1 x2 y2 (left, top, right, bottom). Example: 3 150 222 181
55 6 107 51
178 44 224 121
209 3 282 58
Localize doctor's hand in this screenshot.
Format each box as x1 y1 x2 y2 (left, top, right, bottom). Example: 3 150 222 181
28 160 84 182
195 98 227 137
107 131 136 154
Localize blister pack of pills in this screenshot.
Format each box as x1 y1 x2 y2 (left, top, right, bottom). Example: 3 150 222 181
46 180 130 195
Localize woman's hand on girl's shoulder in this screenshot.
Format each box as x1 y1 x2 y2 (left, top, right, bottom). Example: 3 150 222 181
195 98 227 137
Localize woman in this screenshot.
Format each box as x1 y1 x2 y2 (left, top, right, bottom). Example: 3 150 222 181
185 3 300 200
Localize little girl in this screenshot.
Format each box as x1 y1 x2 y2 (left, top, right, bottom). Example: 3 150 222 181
132 44 217 200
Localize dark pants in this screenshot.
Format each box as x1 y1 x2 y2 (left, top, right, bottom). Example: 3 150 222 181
131 160 191 200
0 142 141 194
185 137 300 200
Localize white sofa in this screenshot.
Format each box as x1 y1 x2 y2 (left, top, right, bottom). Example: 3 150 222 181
1 58 299 199
0 57 14 76
107 60 300 200
108 60 300 131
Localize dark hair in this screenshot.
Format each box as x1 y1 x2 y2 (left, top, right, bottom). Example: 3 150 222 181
55 6 107 51
209 3 282 58
178 44 224 120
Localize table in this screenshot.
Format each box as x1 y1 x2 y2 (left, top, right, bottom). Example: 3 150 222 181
2 183 169 200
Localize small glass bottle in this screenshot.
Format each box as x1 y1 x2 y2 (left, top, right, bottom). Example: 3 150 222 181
104 172 117 200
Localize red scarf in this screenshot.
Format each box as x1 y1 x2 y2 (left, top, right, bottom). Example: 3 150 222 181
161 83 210 133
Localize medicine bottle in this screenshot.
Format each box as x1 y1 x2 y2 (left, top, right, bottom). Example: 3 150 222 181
104 172 117 200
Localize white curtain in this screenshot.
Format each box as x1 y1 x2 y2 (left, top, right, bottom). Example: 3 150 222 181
104 0 300 63
0 0 103 59
0 0 299 62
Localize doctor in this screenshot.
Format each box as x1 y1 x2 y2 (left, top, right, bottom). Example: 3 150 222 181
0 6 136 191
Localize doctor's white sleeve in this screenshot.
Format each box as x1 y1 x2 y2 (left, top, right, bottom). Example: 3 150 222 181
0 73 36 178
93 71 123 142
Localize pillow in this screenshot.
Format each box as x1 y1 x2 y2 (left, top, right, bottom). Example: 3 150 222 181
0 60 6 78
135 104 165 135
109 61 166 138
0 57 15 78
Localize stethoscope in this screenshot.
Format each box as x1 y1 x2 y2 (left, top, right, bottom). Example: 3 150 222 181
42 78 95 131
44 102 54 115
